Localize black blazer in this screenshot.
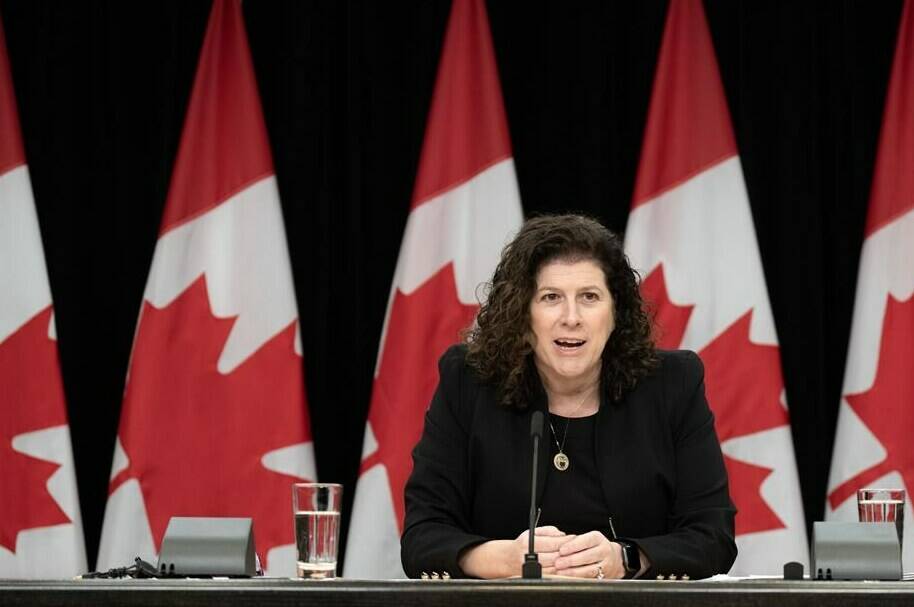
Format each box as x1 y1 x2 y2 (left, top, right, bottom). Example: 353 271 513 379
401 344 737 579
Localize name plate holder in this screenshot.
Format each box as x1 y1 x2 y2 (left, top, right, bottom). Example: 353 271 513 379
157 517 257 577
811 521 901 580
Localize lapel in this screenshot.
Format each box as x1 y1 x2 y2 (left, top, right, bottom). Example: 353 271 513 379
594 379 617 516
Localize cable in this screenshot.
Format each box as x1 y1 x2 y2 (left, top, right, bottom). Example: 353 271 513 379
80 557 160 579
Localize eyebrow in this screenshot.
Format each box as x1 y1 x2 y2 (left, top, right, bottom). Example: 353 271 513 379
535 285 606 293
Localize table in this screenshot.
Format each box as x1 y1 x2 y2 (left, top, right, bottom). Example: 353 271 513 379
2 578 914 607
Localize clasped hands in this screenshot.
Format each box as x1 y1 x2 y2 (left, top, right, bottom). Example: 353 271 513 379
458 525 625 579
516 525 624 579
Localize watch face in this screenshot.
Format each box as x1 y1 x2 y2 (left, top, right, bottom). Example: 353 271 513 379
621 542 640 572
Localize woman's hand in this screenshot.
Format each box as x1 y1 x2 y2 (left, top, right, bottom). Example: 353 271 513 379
458 526 575 579
513 526 575 573
550 531 624 579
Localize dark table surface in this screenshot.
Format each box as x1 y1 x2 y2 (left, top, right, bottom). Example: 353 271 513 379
2 578 914 607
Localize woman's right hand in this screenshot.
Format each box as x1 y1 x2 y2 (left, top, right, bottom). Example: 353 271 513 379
459 526 576 579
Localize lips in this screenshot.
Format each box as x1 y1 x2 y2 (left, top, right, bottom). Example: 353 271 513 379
553 338 586 350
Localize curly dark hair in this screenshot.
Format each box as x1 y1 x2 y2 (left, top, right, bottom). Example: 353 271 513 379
465 214 658 409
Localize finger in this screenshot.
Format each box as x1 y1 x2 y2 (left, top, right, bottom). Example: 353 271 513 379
558 530 605 556
534 526 566 536
536 550 560 568
535 534 577 553
554 562 604 579
554 545 603 571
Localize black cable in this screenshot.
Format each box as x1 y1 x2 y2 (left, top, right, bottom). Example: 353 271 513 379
80 557 160 579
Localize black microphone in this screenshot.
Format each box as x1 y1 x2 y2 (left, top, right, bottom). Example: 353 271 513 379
522 411 544 579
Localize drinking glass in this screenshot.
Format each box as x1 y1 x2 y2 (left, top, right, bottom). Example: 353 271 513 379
292 483 342 579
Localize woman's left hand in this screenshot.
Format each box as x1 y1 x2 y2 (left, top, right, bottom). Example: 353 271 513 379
550 531 624 579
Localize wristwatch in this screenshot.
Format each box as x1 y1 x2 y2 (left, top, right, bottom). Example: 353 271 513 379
617 541 641 579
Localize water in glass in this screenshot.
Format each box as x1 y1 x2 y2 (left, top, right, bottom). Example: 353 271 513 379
295 510 340 579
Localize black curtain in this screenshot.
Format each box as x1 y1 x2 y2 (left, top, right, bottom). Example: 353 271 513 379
0 0 903 569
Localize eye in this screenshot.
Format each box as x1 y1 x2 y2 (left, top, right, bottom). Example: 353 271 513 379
540 292 560 302
581 291 600 302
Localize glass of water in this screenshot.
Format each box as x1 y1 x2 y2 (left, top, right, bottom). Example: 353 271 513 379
857 488 905 544
292 483 342 579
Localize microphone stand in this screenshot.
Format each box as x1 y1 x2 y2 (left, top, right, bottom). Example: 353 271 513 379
522 411 544 579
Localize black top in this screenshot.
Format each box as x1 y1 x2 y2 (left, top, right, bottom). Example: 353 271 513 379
401 345 737 580
540 413 612 537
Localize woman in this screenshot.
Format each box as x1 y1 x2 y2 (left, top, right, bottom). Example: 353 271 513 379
401 214 737 580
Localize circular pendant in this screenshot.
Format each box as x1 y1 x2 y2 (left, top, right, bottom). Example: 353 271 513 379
553 452 570 471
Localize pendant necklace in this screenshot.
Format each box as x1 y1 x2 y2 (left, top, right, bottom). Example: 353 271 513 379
547 386 596 472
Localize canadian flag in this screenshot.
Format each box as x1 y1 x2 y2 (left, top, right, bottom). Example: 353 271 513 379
344 0 523 579
96 0 314 576
826 0 914 570
623 0 807 574
0 13 87 578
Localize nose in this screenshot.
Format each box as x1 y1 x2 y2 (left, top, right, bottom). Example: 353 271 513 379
561 300 582 327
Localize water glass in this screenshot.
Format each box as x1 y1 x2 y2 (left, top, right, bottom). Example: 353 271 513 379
292 483 342 579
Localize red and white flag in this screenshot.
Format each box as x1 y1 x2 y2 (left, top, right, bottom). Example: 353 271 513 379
827 0 914 569
623 0 807 574
96 0 314 576
0 14 87 578
345 0 523 579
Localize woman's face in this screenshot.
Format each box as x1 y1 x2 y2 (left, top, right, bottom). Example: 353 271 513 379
529 258 614 387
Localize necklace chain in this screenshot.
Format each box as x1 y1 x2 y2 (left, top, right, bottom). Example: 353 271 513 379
547 386 596 456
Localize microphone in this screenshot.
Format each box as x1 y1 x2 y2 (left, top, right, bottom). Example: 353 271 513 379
522 411 544 579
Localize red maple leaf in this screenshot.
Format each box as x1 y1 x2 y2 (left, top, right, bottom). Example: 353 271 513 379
700 311 790 534
829 294 914 509
0 306 71 551
110 276 312 564
640 264 694 349
361 263 478 530
722 454 784 535
642 267 788 534
699 312 791 441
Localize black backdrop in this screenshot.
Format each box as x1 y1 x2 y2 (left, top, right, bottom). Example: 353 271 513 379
0 0 904 570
